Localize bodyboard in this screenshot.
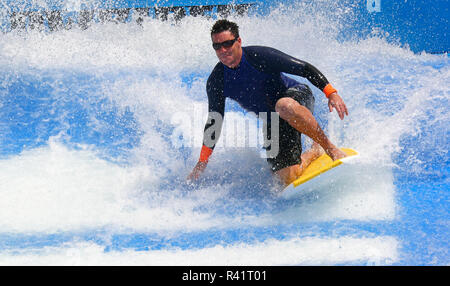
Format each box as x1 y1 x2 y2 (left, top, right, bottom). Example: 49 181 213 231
281 148 359 199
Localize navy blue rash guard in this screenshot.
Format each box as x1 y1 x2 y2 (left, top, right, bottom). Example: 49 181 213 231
203 45 331 149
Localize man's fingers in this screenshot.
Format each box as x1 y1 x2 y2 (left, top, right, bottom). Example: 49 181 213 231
336 105 344 120
187 170 199 181
333 103 344 120
340 103 349 118
329 97 349 120
327 92 348 120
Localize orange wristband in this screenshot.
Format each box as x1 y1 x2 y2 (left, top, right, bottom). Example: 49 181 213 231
323 83 337 98
199 145 213 163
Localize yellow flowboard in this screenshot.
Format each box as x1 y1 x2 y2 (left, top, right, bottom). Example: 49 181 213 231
290 148 359 188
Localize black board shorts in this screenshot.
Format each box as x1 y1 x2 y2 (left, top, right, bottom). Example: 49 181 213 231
264 84 315 172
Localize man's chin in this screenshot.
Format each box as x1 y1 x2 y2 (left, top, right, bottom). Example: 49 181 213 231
220 58 233 67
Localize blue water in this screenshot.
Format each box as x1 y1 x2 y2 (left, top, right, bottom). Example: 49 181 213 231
0 1 448 265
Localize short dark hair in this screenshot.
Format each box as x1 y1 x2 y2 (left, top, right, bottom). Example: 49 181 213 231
211 19 239 38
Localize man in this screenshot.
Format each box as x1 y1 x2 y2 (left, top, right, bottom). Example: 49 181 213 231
188 20 348 185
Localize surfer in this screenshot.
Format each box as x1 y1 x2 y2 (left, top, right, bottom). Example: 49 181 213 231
188 20 348 185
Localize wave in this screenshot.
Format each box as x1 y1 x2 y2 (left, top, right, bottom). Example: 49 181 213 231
0 1 448 265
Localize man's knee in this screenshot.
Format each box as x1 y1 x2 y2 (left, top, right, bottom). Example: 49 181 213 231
275 97 298 119
276 97 311 120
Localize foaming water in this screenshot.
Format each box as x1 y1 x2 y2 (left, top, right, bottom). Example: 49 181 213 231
0 2 448 265
0 236 398 266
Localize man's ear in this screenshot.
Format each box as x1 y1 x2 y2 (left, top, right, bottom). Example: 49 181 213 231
236 37 242 47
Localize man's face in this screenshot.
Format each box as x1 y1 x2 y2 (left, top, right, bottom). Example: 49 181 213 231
211 31 242 68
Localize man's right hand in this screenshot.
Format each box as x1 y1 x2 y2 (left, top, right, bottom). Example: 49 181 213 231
187 161 208 182
327 92 348 120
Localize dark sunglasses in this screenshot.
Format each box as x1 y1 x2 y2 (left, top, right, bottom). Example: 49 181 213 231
212 38 238 50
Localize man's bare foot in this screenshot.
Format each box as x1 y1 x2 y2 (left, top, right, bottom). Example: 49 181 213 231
276 143 325 185
299 142 324 170
325 146 347 161
310 142 324 158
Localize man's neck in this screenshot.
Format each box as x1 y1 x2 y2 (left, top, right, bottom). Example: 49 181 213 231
226 49 243 69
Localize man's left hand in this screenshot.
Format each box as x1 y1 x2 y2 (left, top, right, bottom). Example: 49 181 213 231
328 92 348 120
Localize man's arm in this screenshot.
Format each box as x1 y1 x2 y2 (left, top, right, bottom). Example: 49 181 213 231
187 65 226 181
245 46 348 119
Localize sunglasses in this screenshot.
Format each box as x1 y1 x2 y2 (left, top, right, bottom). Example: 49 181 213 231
212 38 238 50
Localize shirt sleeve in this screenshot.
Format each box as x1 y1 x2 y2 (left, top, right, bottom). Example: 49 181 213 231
244 46 331 91
203 63 225 149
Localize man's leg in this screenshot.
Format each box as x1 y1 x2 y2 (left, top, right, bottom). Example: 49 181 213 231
273 97 346 185
275 97 346 161
275 142 324 185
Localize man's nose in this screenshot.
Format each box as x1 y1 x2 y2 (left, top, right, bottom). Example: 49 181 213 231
218 46 227 53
